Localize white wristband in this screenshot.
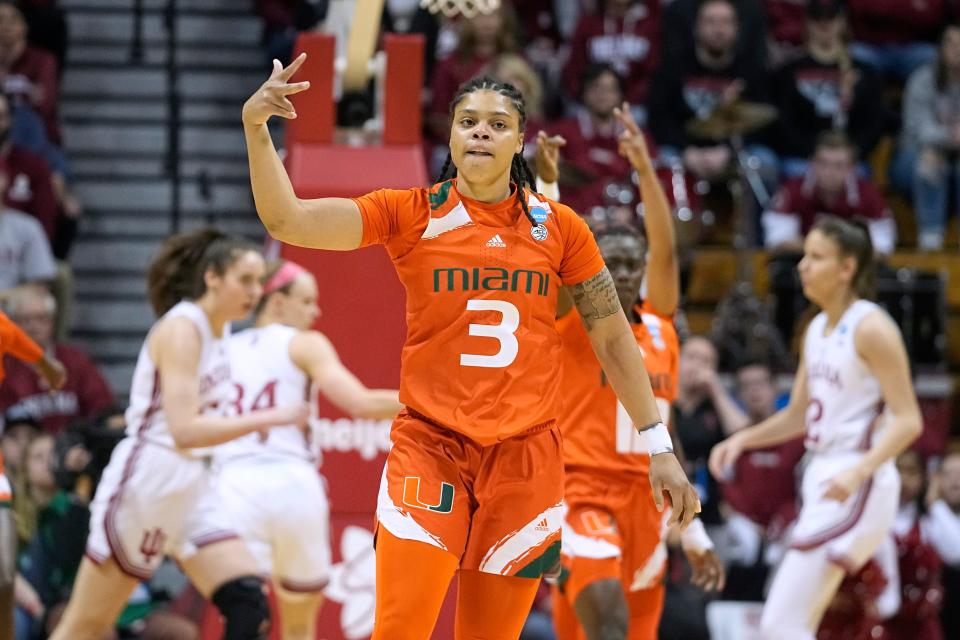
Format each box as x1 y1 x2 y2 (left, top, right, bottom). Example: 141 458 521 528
680 518 714 553
536 177 560 201
639 422 673 456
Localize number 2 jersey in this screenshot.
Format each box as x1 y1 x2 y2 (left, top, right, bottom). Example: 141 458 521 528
803 299 885 454
353 179 605 446
557 300 680 476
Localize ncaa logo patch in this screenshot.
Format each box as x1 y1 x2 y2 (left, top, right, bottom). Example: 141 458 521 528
530 206 549 225
531 224 548 241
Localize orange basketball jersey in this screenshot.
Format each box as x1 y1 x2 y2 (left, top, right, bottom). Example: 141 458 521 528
558 301 679 475
354 180 604 446
0 310 43 384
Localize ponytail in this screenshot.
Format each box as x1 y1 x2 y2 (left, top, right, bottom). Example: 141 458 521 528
147 228 256 316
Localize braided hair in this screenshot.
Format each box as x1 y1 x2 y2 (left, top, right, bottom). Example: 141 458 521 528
438 75 540 228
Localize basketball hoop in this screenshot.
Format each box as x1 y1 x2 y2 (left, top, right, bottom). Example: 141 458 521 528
419 0 501 18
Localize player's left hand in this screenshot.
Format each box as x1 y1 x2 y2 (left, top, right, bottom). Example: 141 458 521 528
534 130 565 184
823 464 869 503
613 102 654 174
650 452 701 529
686 548 726 592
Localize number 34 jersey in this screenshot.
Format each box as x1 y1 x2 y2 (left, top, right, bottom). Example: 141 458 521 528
216 324 316 464
353 179 605 446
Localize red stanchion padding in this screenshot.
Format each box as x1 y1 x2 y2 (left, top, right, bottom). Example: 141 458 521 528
285 144 428 196
383 34 425 146
288 33 336 145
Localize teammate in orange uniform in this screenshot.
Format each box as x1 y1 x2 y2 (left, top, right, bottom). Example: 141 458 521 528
0 306 66 638
539 105 725 640
242 53 700 639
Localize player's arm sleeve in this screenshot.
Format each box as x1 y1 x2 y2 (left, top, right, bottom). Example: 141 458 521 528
351 188 426 254
557 207 605 285
0 314 43 364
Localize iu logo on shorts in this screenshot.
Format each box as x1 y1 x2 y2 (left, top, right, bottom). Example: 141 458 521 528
139 527 167 562
402 476 455 514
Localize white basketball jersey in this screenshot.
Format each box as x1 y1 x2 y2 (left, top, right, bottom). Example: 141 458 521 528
803 299 885 454
125 301 232 450
216 325 317 464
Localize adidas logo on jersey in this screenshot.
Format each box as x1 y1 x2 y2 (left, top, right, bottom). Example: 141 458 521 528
485 234 507 248
534 518 550 532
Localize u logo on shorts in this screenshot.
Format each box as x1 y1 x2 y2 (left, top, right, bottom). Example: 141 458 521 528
581 510 615 535
402 476 455 514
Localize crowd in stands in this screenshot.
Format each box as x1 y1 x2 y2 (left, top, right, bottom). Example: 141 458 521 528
0 0 958 638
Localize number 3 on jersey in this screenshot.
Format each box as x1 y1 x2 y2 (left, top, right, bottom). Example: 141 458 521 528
460 299 520 368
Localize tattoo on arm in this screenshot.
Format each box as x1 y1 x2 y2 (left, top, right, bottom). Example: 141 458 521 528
571 268 622 331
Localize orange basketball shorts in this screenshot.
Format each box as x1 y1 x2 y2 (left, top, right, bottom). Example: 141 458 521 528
557 467 667 604
375 409 563 578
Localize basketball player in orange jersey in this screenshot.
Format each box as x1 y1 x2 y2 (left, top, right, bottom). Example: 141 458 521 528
536 105 724 640
242 53 700 639
0 306 65 638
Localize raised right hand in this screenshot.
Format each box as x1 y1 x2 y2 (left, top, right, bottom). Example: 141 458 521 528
242 53 311 127
708 433 744 481
534 130 565 183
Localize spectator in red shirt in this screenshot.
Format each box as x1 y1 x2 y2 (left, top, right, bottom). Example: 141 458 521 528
720 361 805 531
762 131 896 255
0 2 59 144
0 93 56 244
771 0 886 178
0 288 112 435
562 0 661 108
847 0 947 82
548 64 638 217
511 0 562 77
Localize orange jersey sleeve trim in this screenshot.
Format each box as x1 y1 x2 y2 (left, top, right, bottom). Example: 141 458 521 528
352 188 430 256
553 203 605 286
